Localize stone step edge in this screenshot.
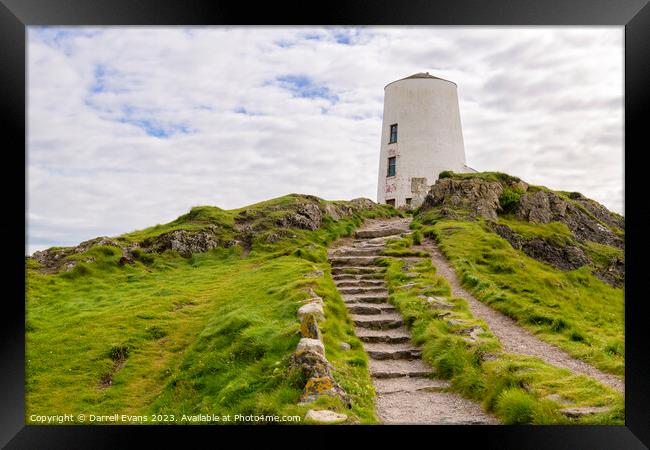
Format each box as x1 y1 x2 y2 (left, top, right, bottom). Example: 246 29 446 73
371 370 432 379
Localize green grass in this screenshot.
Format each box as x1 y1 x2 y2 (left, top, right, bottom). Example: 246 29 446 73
26 196 398 424
582 241 624 268
414 217 624 376
438 170 522 184
380 236 623 424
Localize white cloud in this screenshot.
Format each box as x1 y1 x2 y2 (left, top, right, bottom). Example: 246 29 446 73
27 26 624 255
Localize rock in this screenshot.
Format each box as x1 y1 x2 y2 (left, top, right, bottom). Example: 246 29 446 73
304 409 348 424
290 344 331 379
297 302 325 322
349 198 375 210
118 256 134 266
300 314 321 340
143 229 220 257
339 342 351 351
592 257 625 289
76 236 121 253
301 296 324 306
512 181 529 192
324 203 354 221
31 237 117 274
492 223 595 273
304 269 324 278
296 338 325 357
475 350 499 363
421 176 624 253
280 202 323 231
446 319 467 327
514 191 623 249
300 376 351 407
422 177 503 220
420 296 455 310
560 406 610 418
455 326 484 342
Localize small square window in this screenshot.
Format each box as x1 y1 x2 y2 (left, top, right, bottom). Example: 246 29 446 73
406 198 412 206
387 157 396 177
386 199 395 207
389 124 398 143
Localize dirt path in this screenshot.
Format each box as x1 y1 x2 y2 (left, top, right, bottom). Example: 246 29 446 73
424 239 624 394
328 217 498 424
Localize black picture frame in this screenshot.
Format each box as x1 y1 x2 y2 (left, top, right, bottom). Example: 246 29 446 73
2 0 649 448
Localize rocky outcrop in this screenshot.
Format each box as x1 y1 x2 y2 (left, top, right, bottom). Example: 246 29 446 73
420 175 624 287
492 223 591 271
142 227 222 257
567 192 624 230
422 177 503 220
491 222 623 288
30 195 382 274
290 288 351 408
32 236 125 274
514 190 623 249
279 202 323 231
592 258 625 288
349 197 376 210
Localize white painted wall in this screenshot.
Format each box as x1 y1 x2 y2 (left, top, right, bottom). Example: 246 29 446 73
376 75 468 208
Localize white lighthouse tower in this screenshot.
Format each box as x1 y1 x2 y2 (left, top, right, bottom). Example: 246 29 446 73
377 72 473 208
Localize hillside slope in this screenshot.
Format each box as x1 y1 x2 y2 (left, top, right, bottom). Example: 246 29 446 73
25 173 625 425
26 194 399 424
413 172 624 376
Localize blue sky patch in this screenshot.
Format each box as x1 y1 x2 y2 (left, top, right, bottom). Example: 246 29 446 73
274 39 294 48
275 75 339 102
118 117 191 138
334 32 351 45
90 64 113 93
234 106 265 116
302 33 323 41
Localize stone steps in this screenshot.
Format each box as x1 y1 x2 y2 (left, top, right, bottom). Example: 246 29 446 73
373 377 452 394
338 286 388 295
351 313 404 330
355 328 412 344
369 359 433 379
332 273 385 281
334 280 385 288
364 342 422 360
346 303 395 315
329 247 384 257
350 243 386 250
343 294 389 304
329 256 382 267
330 266 385 275
327 218 499 424
355 228 409 239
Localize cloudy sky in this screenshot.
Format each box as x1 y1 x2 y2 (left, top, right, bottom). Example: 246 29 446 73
27 26 624 255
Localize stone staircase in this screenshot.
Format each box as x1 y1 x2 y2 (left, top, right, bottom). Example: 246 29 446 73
328 217 497 424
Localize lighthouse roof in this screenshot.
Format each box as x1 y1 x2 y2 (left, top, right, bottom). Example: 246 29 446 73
385 72 457 89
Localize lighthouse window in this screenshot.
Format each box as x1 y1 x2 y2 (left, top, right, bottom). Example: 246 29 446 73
389 124 398 143
387 157 396 177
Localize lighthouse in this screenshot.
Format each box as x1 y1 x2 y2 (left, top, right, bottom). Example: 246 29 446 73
377 72 474 208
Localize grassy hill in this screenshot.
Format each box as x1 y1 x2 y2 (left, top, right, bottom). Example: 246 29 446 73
26 194 399 424
414 171 624 377
25 172 625 425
